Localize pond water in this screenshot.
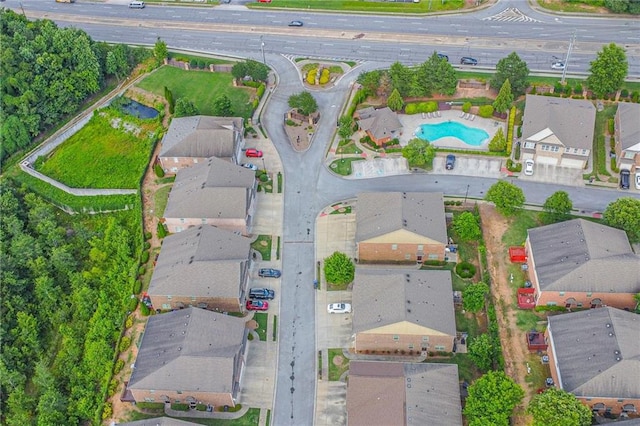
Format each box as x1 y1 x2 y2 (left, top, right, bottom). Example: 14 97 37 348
119 98 159 119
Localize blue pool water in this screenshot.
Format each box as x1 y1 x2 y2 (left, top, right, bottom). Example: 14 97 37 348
415 121 489 146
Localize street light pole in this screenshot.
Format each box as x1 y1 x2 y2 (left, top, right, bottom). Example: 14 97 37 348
464 184 470 204
561 31 576 85
261 157 266 172
260 36 266 65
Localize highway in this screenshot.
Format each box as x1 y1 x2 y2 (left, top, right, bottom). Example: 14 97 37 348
6 1 640 424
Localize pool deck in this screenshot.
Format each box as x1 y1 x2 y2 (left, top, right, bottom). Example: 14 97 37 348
398 109 504 150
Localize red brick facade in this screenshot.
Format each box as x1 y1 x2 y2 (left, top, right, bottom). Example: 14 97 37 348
358 242 445 263
355 332 454 354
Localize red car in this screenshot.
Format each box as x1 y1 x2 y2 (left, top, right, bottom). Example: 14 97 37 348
246 299 269 311
245 148 263 158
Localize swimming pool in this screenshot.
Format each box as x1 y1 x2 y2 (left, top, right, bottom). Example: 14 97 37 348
415 121 489 146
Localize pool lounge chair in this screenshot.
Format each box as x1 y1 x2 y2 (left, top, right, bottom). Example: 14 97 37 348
470 114 476 121
427 112 433 118
459 111 465 118
462 113 469 120
436 111 441 117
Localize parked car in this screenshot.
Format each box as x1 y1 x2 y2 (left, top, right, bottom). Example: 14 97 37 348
636 172 640 190
258 268 281 278
460 57 478 65
445 154 455 170
245 148 263 158
257 0 272 2
246 299 269 311
249 287 275 300
327 303 352 314
437 53 449 62
524 159 535 176
288 20 303 27
551 62 565 70
619 169 630 189
241 163 258 171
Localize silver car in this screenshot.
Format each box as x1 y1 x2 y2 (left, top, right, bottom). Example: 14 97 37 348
327 303 352 314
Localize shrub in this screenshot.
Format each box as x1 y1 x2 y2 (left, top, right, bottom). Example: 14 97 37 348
631 91 639 103
119 336 132 352
530 85 537 94
554 82 564 94
478 105 494 118
197 60 205 69
141 251 150 264
114 359 125 374
319 73 330 85
154 164 165 177
133 279 142 294
455 261 476 278
102 403 113 420
417 102 430 113
257 83 266 98
196 403 207 411
426 101 438 113
140 303 151 316
157 222 167 238
125 315 134 329
574 84 583 95
144 231 152 241
306 69 316 85
128 297 139 312
506 106 516 154
171 403 190 411
608 118 615 135
138 266 146 276
405 103 418 115
462 102 472 113
189 59 197 69
108 378 118 397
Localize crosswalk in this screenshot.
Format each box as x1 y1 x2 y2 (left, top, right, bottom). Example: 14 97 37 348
482 7 542 23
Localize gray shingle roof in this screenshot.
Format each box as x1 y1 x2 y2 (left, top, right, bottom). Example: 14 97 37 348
149 225 250 298
617 103 640 151
352 269 456 336
356 107 403 141
164 157 255 220
528 219 640 293
347 361 462 426
118 417 202 426
548 307 640 399
159 116 243 159
128 307 246 393
355 192 447 244
522 95 595 150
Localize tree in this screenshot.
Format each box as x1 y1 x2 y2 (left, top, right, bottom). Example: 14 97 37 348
527 388 592 426
387 88 404 111
231 60 269 82
453 212 482 241
493 79 513 113
389 61 413 98
231 61 249 80
324 251 354 285
462 282 489 313
603 197 640 242
105 44 131 81
173 98 199 117
212 94 233 116
338 116 354 140
542 191 572 224
491 52 529 97
401 138 436 168
164 86 175 114
485 181 525 216
153 37 168 66
587 43 628 98
634 293 640 313
357 70 381 97
288 91 318 116
488 127 507 152
464 371 525 426
468 333 497 371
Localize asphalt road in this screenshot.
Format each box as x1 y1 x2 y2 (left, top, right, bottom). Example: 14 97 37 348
8 1 640 424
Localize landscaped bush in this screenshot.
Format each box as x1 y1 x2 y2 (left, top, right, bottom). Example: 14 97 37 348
506 106 516 154
157 222 167 238
108 378 118 397
102 403 113 420
133 279 142 294
136 402 165 410
423 260 447 266
197 60 205 69
190 59 198 69
138 266 146 276
462 102 472 113
478 105 494 118
306 69 316 85
417 102 430 113
426 101 438 112
154 164 165 177
125 315 134 329
256 83 266 98
319 68 330 84
140 303 151 316
114 359 125 374
608 118 615 135
171 403 190 411
119 336 132 352
632 91 640 103
574 84 583 95
620 88 629 98
141 251 150 264
128 297 139 312
405 103 418 115
455 261 476 278
554 82 564 94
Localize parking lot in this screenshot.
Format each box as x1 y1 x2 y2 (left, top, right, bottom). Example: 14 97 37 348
518 162 584 186
432 154 504 178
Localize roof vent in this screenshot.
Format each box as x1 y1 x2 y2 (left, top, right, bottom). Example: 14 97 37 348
606 323 611 328
614 350 620 355
177 347 182 351
609 332 614 337
407 309 411 313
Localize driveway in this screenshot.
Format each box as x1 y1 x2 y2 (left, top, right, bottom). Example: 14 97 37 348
518 163 585 187
432 154 504 178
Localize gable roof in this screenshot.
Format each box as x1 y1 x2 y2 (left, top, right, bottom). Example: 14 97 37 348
522 95 595 150
547 307 640 399
159 115 243 160
149 225 250 298
119 417 202 426
128 307 247 393
617 103 640 152
347 361 462 426
528 219 640 293
352 269 456 336
356 107 402 141
164 157 255 220
356 192 447 244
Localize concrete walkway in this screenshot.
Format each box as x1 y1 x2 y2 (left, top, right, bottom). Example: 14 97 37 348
164 402 249 419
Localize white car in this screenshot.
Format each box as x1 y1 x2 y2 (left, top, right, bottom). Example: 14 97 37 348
524 159 535 176
241 163 258 171
327 303 352 314
551 62 565 70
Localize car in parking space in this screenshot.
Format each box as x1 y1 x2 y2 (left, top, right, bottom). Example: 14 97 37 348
460 57 478 65
249 287 275 300
246 299 269 311
524 159 535 176
241 163 258 171
636 172 640 190
551 62 565 70
619 169 630 189
245 148 263 158
258 268 281 278
288 20 303 27
437 53 449 62
327 303 352 314
445 154 456 170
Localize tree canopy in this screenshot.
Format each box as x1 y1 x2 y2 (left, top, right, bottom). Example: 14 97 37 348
462 282 490 313
467 332 498 371
587 43 628 97
491 52 530 97
153 37 168 66
212 94 233 116
357 70 382 98
173 98 199 117
485 181 525 216
411 52 458 97
338 115 354 140
323 252 355 285
488 127 507 152
387 88 404 111
231 59 269 82
453 212 482 241
288 91 318 116
527 388 592 426
603 197 640 242
493 79 513 114
542 191 573 224
464 370 525 426
402 138 436 168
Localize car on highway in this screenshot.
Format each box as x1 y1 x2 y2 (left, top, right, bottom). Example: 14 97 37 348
258 268 281 278
524 159 535 176
446 154 455 170
249 287 275 300
327 303 352 314
245 148 263 158
551 61 565 70
619 169 630 189
241 163 258 171
460 57 478 65
288 20 303 27
246 299 269 311
437 53 449 62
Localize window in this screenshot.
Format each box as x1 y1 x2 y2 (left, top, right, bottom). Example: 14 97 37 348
393 335 399 341
150 390 155 393
546 302 557 306
173 157 178 163
587 292 592 297
201 218 207 224
180 218 185 223
191 296 197 301
167 295 172 300
391 244 398 250
422 336 429 342
193 158 198 164
417 245 424 251
577 302 583 308
405 254 411 260
177 390 182 395
524 142 535 149
435 345 445 351
559 292 565 296
162 303 171 309
144 397 155 402
408 344 414 349
428 254 438 260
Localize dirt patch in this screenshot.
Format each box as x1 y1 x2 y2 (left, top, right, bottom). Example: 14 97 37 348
284 119 313 152
479 204 533 425
332 355 344 366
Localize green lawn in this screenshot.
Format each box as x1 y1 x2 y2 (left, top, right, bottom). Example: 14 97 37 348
137 66 253 118
516 310 546 332
153 185 172 218
171 408 261 425
455 309 482 338
501 211 540 247
590 105 618 180
253 312 268 341
336 140 362 155
36 108 158 189
251 235 272 261
523 353 551 393
327 348 349 381
250 0 464 13
329 157 365 176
